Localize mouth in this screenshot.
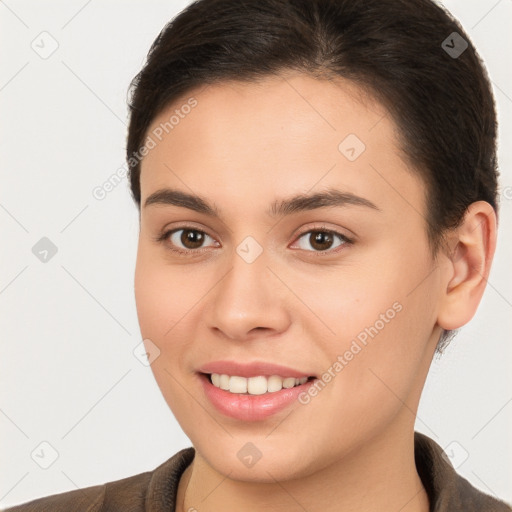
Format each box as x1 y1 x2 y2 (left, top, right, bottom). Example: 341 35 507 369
197 372 318 421
201 372 317 395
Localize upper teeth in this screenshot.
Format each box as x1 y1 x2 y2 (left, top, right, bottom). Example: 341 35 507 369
210 374 309 395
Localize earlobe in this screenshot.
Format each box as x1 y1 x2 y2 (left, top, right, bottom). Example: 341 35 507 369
437 201 497 331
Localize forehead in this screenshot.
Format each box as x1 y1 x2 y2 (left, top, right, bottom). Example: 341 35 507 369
139 72 426 222
145 72 393 161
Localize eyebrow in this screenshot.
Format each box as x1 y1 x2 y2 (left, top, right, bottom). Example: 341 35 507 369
143 187 380 218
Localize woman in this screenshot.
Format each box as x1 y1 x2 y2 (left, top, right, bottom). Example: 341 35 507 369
5 0 510 510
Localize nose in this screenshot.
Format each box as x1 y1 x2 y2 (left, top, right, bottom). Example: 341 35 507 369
206 246 291 342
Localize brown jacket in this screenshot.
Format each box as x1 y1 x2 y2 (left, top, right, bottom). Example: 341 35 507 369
3 432 511 511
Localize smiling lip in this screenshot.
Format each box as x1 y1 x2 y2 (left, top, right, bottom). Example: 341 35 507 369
198 373 316 421
197 360 315 379
196 360 317 421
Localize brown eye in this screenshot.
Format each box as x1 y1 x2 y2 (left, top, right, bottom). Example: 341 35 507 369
159 227 218 253
179 229 206 249
309 231 335 251
294 229 350 253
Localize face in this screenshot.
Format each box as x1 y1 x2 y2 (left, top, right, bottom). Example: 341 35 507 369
135 72 443 482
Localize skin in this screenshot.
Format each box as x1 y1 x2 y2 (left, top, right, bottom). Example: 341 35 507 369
134 71 496 512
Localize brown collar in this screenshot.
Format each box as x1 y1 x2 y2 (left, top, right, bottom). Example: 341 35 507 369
414 431 511 511
142 432 511 511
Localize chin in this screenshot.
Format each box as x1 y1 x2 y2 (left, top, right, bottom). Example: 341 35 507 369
192 435 328 483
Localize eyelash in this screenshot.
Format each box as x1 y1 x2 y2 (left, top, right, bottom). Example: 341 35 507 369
154 224 353 258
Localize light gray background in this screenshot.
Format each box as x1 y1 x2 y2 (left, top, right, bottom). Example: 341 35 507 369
1 0 511 507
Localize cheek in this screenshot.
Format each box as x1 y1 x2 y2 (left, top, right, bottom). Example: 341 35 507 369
290 260 401 347
134 247 198 338
134 249 200 418
293 291 436 462
133 249 201 388
304 247 438 403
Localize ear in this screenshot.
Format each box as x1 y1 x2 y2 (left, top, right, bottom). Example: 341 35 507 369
437 201 497 330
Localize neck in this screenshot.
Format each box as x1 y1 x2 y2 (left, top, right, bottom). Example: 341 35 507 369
176 416 430 512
